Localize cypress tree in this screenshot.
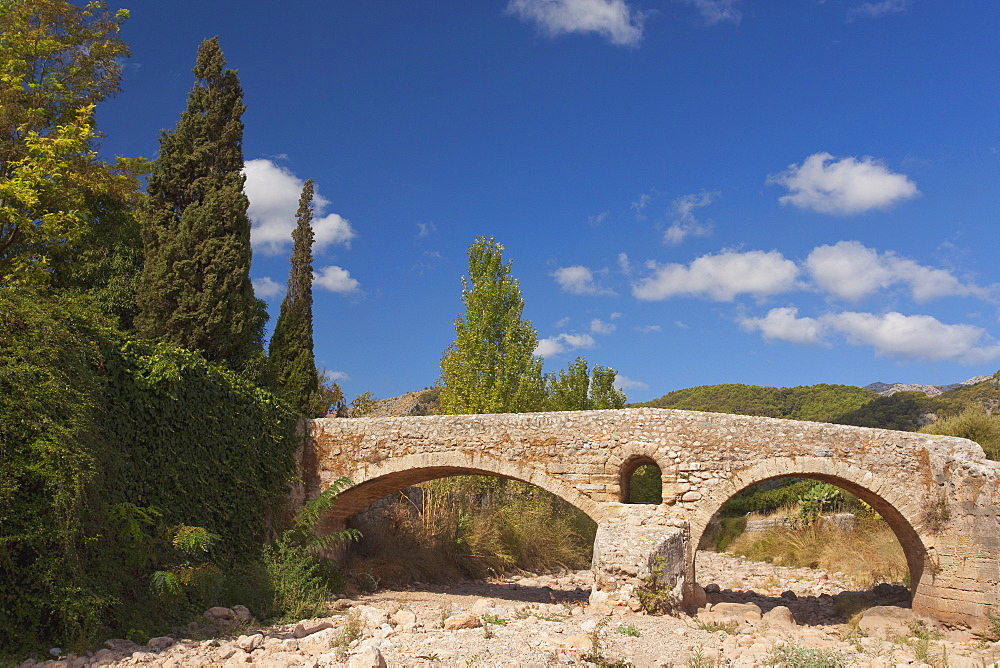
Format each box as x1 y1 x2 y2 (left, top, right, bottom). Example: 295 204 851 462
269 179 323 415
136 37 266 376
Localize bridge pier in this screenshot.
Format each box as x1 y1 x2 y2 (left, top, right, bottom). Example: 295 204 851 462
589 505 690 612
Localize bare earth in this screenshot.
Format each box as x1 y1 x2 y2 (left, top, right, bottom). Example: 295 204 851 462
19 551 1000 667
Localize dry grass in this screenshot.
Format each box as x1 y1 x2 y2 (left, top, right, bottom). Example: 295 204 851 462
344 477 597 589
725 517 907 588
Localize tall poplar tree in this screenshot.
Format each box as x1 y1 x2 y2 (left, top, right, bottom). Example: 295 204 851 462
439 236 545 414
269 179 323 415
136 37 266 376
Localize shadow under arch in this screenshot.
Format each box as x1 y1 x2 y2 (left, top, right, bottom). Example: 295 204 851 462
315 451 606 526
618 454 662 503
686 457 928 604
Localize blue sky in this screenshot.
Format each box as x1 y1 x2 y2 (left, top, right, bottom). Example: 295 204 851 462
96 0 1000 404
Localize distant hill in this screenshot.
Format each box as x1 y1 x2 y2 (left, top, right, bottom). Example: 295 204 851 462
636 383 876 423
637 372 1000 432
864 376 992 397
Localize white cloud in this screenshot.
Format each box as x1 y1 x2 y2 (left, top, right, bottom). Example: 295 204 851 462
822 311 1000 363
322 369 350 383
590 318 616 334
252 276 284 299
534 332 596 357
314 265 360 294
416 222 436 238
806 241 982 302
739 306 1000 364
244 159 356 255
588 211 608 227
632 249 800 301
506 0 646 47
614 374 648 390
631 192 652 220
738 307 827 345
665 190 717 245
555 316 571 328
849 0 907 19
553 265 615 295
636 324 662 333
617 252 632 275
767 152 919 215
610 312 622 319
681 0 741 25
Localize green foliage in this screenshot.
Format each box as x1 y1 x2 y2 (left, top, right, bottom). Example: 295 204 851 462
261 479 359 621
920 404 1000 460
834 391 929 431
628 464 661 504
545 356 627 411
350 391 378 416
616 623 640 637
269 179 326 416
716 479 818 517
636 556 676 614
439 236 545 415
795 483 842 527
765 643 849 668
641 383 875 422
0 1 137 287
136 37 266 378
0 288 299 655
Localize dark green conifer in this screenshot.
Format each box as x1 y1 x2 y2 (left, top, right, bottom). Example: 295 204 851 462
269 179 323 415
136 37 266 376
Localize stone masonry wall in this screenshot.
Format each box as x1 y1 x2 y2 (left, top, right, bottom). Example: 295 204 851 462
302 408 1000 629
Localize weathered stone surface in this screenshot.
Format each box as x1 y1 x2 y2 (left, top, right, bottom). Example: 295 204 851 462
443 611 482 630
858 605 929 638
301 407 1000 629
147 636 174 650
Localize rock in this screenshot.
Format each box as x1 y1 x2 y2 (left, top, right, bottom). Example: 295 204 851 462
558 634 593 651
762 605 797 632
148 636 174 650
231 605 253 621
443 611 482 630
689 582 708 610
781 590 798 600
356 604 390 628
391 609 417 630
858 606 928 638
332 598 356 611
698 601 762 626
297 627 339 653
216 642 238 660
347 645 386 668
236 633 264 652
204 606 235 621
293 621 333 638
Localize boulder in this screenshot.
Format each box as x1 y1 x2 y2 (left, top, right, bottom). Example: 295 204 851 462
148 636 174 651
857 606 929 639
347 645 386 668
443 611 482 630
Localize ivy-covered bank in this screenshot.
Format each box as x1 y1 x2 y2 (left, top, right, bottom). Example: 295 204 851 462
0 289 299 655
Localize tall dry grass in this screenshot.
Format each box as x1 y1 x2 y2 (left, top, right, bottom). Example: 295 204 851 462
724 516 908 588
344 477 597 589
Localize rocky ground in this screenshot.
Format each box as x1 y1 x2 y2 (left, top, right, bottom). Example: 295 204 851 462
17 551 1000 668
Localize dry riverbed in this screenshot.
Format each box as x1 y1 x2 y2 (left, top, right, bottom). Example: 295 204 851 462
17 551 1000 667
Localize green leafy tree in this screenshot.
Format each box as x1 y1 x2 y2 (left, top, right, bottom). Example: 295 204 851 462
269 179 325 415
136 37 266 377
439 236 545 414
545 356 626 411
0 1 137 287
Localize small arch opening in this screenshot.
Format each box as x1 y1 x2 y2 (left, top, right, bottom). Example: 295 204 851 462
620 456 662 503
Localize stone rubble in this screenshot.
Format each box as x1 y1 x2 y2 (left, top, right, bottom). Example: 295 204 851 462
15 551 1000 668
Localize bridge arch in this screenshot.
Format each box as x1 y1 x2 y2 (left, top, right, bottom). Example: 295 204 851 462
687 456 929 602
319 450 606 525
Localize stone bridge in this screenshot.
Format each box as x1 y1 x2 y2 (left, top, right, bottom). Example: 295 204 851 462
297 408 1000 629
